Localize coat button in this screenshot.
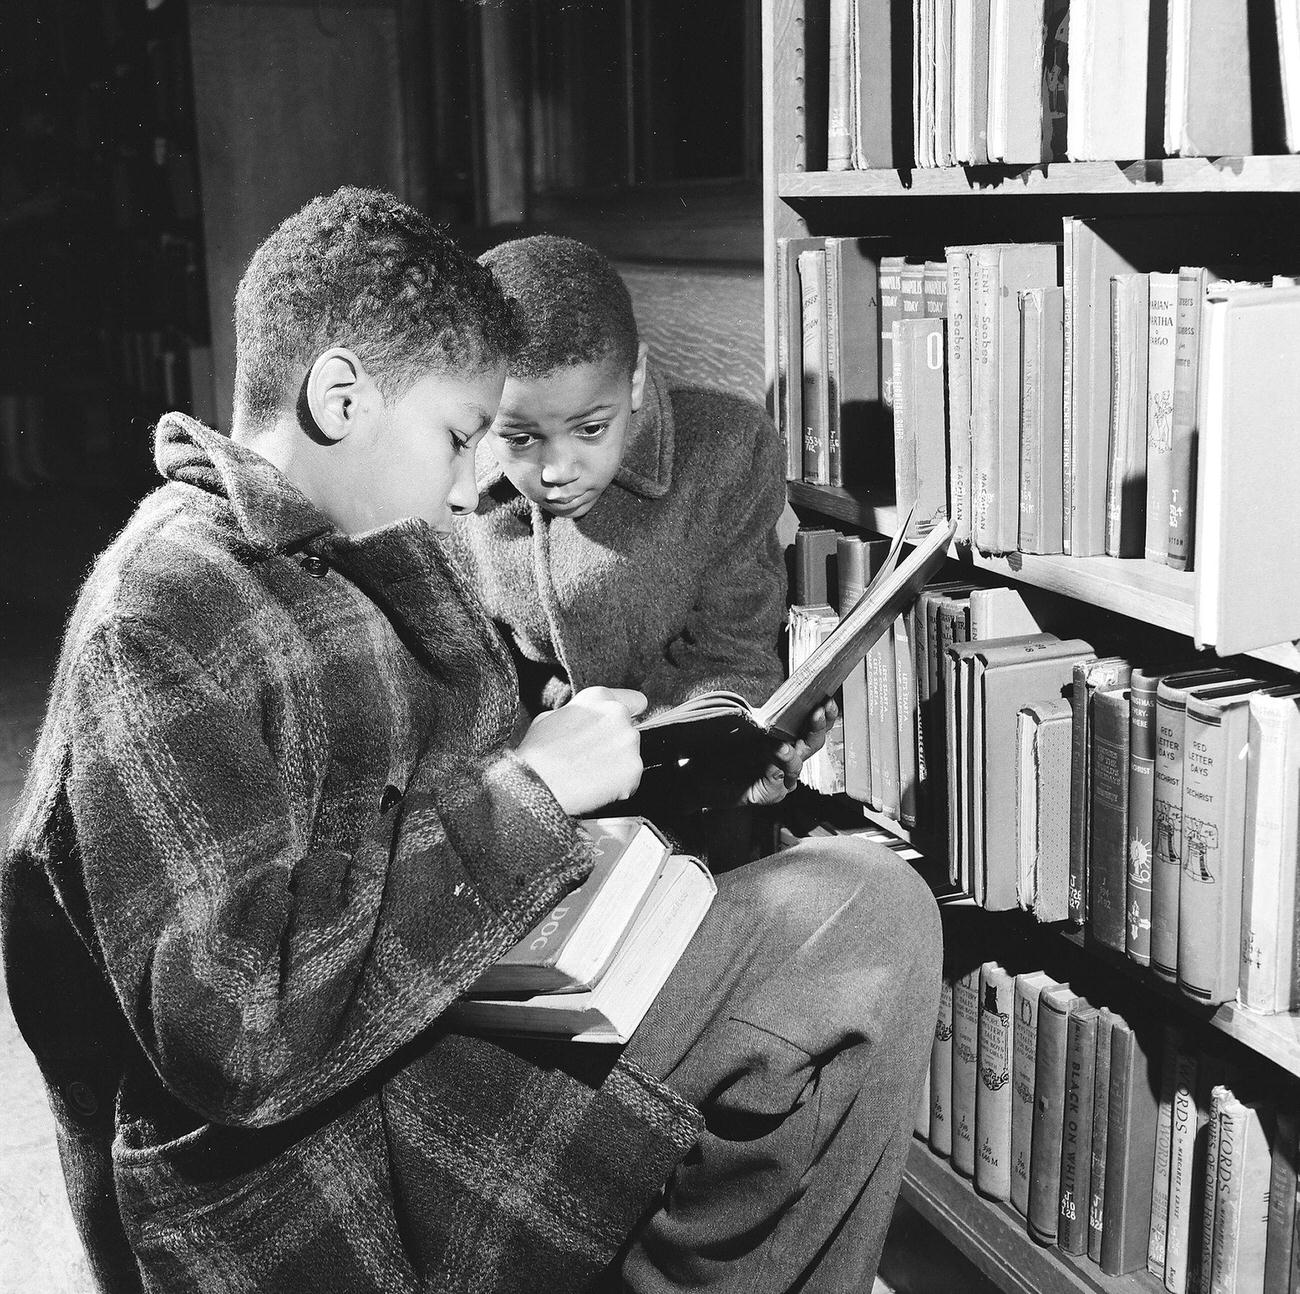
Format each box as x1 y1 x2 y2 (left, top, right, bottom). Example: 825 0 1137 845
67 1080 98 1116
300 554 329 577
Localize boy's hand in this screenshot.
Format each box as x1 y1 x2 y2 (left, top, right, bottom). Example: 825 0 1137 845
738 698 839 807
516 687 647 815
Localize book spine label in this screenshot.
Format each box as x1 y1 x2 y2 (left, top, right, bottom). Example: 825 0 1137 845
1145 272 1179 560
1059 1006 1099 1255
1166 268 1204 571
975 963 1015 1201
1151 688 1189 980
946 250 973 544
1089 688 1131 953
1127 671 1160 965
951 968 980 1178
929 977 955 1156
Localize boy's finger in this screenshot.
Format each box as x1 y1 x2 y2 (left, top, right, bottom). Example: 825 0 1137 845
606 688 649 717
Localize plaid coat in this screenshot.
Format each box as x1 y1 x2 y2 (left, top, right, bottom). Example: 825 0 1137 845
2 415 701 1294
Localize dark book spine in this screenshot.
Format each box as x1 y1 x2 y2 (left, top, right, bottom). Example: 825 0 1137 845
1087 1009 1115 1263
1264 1108 1298 1292
823 243 844 486
1058 1002 1100 1256
1029 987 1076 1244
1089 687 1131 953
1127 668 1161 965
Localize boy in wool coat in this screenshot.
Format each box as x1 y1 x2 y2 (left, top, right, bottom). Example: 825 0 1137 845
3 191 941 1294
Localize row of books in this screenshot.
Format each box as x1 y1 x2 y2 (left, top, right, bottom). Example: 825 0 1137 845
919 962 1299 1290
777 226 1300 655
829 0 1300 171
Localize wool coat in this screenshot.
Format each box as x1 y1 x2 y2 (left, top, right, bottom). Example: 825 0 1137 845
449 367 788 718
1 414 701 1294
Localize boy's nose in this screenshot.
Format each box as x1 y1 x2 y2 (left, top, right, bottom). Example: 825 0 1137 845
540 454 580 486
448 456 480 515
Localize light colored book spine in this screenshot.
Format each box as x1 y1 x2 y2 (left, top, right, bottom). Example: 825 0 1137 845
1163 1046 1201 1293
1011 971 1054 1216
1199 1083 1229 1289
1240 690 1300 1013
1145 271 1179 560
827 0 854 170
930 977 955 1155
1127 669 1161 966
797 249 829 485
969 246 1000 552
946 247 975 543
975 961 1015 1201
1210 1095 1275 1294
1166 266 1206 571
1106 273 1149 557
951 967 980 1178
1062 217 1076 552
1019 288 1045 554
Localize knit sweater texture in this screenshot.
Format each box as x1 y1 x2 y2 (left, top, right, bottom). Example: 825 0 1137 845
1 414 701 1294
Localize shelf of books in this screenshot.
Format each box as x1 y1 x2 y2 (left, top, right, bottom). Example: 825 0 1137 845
901 1142 1161 1294
765 0 1300 1289
780 155 1300 201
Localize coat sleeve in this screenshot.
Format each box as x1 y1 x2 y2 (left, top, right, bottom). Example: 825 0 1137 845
63 615 590 1129
639 405 788 712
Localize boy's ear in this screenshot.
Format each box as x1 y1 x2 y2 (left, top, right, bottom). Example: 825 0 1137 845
306 348 371 442
629 342 650 412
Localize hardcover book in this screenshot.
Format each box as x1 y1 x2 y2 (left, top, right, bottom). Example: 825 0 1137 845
1165 0 1253 158
469 817 671 994
952 0 991 163
1210 1093 1275 1293
825 237 885 486
1029 983 1079 1244
975 961 1015 1201
1017 698 1074 921
453 853 715 1044
1058 998 1100 1256
1149 1023 1186 1277
1087 1007 1116 1263
1106 273 1149 558
1127 667 1166 966
930 976 956 1155
837 537 873 804
945 246 977 544
986 0 1049 163
776 236 824 479
893 316 950 540
1165 265 1209 572
1089 685 1131 954
1144 271 1179 561
1018 286 1066 555
1263 1106 1298 1292
951 966 981 1178
1011 971 1057 1216
797 247 831 485
1066 0 1156 161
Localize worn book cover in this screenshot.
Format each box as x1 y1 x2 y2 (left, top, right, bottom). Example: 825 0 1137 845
1106 273 1149 558
893 316 949 541
1148 1023 1186 1277
1066 0 1156 161
797 247 830 485
986 0 1049 163
1018 285 1066 555
1166 0 1253 157
1088 1006 1116 1263
826 237 885 486
1210 1093 1275 1293
1089 685 1131 954
1029 982 1079 1244
1240 686 1300 1014
1150 668 1239 978
1126 667 1166 966
1263 1106 1298 1292
951 966 981 1178
952 0 991 162
1058 997 1100 1256
1165 265 1209 571
945 246 977 543
1011 971 1056 1216
1017 698 1073 921
1100 1016 1161 1276
930 976 956 1156
777 236 825 479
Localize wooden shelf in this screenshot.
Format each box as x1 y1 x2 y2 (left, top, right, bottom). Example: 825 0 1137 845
1060 929 1300 1080
780 155 1300 201
901 1142 1162 1294
785 482 1300 672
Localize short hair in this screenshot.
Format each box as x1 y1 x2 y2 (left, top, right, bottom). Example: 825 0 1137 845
478 235 639 381
234 187 520 426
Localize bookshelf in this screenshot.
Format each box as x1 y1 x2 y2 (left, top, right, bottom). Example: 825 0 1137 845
762 1 1300 1290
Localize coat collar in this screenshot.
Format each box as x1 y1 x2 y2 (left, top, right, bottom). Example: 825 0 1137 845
476 362 675 509
154 412 334 556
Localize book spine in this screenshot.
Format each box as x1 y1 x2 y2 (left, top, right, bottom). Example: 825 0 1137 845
1211 1098 1275 1294
1037 705 1075 922
930 977 955 1155
1145 272 1179 560
913 318 950 537
776 240 795 478
1058 1002 1099 1256
797 249 829 485
878 623 903 818
1263 1107 1298 1293
1152 684 1190 981
1166 267 1205 571
879 256 905 430
827 0 854 170
1149 1024 1183 1277
1089 687 1131 953
837 538 872 804
1011 972 1050 1216
1088 1008 1115 1263
895 612 918 827
1106 273 1149 558
1045 0 1070 159
946 249 974 544
1101 1020 1161 1277
1201 1084 1228 1290
1240 694 1300 1013
893 321 919 523
975 963 1015 1201
1179 696 1250 1007
1029 987 1075 1244
1019 288 1045 554
1127 669 1160 966
924 260 950 317
970 246 1000 553
1163 1047 1201 1294
1069 662 1091 925
951 967 980 1178
824 244 844 487
1062 218 1076 553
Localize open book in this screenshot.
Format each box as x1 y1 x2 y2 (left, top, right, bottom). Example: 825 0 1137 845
637 515 956 773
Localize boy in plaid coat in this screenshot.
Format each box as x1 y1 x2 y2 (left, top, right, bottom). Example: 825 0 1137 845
3 190 941 1294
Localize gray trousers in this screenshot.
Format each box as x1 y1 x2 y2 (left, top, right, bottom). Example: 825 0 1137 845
620 837 943 1294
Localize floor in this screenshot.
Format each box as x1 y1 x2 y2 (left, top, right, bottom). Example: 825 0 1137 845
0 486 992 1292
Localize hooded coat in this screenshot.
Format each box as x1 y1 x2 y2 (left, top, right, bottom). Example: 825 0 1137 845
2 414 700 1294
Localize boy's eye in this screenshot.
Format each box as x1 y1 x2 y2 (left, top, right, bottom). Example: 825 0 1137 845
497 432 538 449
449 431 472 453
575 422 609 439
